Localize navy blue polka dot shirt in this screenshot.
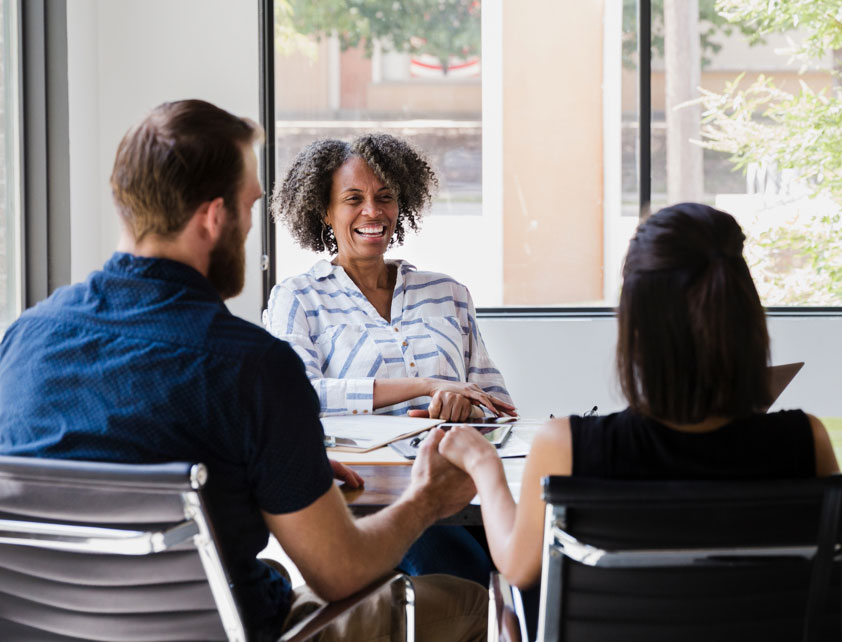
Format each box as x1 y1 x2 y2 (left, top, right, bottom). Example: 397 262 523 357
0 252 334 636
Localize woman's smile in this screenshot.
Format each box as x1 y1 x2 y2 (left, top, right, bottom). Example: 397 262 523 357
354 223 388 239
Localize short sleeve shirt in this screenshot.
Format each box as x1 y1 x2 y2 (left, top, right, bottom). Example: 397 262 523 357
0 253 334 638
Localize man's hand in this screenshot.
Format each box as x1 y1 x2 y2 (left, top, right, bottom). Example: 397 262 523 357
438 423 498 473
329 459 364 489
404 428 477 521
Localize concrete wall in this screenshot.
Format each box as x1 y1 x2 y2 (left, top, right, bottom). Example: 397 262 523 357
501 0 604 305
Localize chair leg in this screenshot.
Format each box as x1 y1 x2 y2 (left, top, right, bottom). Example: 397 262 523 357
390 575 415 642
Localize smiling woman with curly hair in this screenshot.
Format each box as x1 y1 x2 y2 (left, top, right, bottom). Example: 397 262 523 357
265 133 515 424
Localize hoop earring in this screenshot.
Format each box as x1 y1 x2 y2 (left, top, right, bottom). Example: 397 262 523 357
321 224 330 253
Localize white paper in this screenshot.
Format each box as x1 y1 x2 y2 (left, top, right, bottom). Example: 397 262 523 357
321 415 443 447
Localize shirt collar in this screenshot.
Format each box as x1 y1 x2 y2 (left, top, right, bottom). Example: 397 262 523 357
104 252 221 300
308 258 417 281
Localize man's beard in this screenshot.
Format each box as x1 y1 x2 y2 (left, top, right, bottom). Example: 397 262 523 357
207 211 246 300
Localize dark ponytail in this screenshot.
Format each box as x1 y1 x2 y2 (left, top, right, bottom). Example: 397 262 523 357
617 203 771 423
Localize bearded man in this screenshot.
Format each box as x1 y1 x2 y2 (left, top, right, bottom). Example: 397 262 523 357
0 100 487 641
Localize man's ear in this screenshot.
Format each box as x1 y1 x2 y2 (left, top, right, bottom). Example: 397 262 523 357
195 196 227 244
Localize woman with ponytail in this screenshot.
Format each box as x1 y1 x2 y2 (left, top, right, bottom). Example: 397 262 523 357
435 202 838 592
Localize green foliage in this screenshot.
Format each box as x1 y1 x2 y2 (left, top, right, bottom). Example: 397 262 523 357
275 0 481 72
700 75 842 202
700 1 842 305
716 0 842 64
749 212 842 305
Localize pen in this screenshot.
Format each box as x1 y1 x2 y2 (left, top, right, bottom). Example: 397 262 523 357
409 431 430 448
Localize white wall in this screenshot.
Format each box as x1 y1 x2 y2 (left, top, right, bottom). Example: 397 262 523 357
65 1 842 418
66 0 263 323
480 315 842 418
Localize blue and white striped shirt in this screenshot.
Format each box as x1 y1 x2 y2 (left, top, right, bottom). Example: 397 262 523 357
263 259 513 416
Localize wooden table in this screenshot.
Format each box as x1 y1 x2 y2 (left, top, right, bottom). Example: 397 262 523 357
337 419 544 525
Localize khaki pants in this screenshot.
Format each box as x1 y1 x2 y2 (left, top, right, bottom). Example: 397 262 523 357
282 574 488 642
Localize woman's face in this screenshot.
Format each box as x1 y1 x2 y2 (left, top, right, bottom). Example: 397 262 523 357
325 156 399 262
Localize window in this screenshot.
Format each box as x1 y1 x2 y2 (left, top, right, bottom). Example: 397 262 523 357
0 0 22 335
266 0 841 309
647 0 842 307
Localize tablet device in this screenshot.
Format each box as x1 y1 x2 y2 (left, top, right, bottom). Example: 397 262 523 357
438 422 514 448
389 421 516 459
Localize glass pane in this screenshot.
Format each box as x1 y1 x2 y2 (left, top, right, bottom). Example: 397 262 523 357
661 0 842 306
272 0 488 297
0 0 21 335
271 1 641 308
272 1 841 309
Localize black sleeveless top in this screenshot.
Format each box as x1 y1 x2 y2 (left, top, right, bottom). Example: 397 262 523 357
569 408 815 480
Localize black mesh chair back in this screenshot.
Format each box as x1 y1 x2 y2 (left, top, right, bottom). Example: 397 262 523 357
538 475 842 642
0 456 245 641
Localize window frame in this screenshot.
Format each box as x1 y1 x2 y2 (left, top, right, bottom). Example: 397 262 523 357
20 0 70 308
1 0 23 332
257 0 841 319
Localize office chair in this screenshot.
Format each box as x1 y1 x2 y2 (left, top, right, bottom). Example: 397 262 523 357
0 456 414 642
490 475 842 642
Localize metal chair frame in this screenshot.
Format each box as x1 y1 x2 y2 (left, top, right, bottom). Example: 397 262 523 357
536 476 842 642
0 460 246 642
0 456 416 641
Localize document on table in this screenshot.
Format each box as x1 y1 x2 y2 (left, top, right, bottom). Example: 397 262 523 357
322 415 444 453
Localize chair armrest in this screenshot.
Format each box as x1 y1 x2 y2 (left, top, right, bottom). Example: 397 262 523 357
279 573 415 642
489 572 527 642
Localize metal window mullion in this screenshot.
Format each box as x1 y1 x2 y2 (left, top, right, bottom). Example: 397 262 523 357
638 0 651 220
20 0 69 308
258 0 276 311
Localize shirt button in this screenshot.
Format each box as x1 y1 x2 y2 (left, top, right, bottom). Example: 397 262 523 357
402 341 407 347
363 409 369 414
410 362 415 367
352 409 358 415
394 327 399 332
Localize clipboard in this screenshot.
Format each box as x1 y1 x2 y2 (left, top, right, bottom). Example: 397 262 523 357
323 415 444 453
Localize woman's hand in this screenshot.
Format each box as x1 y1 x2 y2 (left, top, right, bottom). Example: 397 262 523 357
407 380 517 421
437 424 499 473
329 459 364 489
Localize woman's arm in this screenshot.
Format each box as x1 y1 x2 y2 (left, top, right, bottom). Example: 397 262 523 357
808 414 839 476
372 377 433 409
438 418 573 588
462 287 516 414
264 284 375 415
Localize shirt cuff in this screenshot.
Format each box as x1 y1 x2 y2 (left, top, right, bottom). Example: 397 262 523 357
344 378 375 415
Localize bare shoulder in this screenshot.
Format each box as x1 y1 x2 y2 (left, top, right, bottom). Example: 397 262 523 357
534 417 572 448
806 413 839 476
525 417 573 477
